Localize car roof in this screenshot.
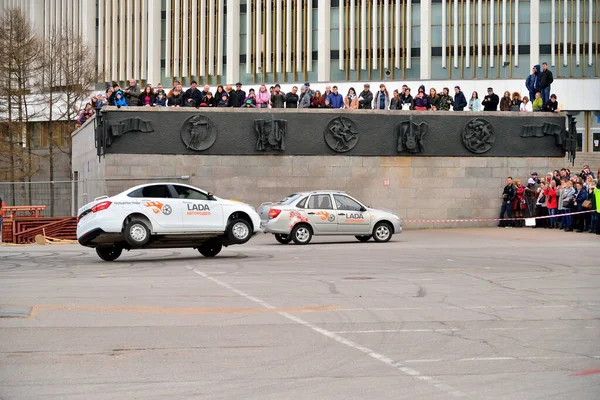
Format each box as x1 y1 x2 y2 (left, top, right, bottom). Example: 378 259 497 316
295 190 347 195
117 182 201 194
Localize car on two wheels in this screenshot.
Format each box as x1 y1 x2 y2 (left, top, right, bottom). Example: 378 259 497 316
77 183 261 261
259 190 402 245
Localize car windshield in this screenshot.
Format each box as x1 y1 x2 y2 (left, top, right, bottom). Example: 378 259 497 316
278 194 303 205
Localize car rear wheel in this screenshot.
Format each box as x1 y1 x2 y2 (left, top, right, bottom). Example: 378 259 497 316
372 222 392 243
274 234 292 244
355 235 372 242
198 240 223 257
227 218 252 244
124 219 151 248
291 224 312 245
95 245 123 262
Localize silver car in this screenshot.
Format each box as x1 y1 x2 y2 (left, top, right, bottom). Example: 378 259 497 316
260 191 402 245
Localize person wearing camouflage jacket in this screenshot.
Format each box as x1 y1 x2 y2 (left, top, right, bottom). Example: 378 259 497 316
437 87 454 111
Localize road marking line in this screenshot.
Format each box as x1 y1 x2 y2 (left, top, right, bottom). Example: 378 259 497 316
332 329 460 334
332 305 587 312
406 356 599 363
27 304 338 317
192 268 469 398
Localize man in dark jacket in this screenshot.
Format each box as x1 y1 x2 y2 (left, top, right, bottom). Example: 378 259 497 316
540 62 554 106
199 84 210 101
285 86 299 108
124 79 140 106
525 64 541 104
499 176 517 227
270 84 285 108
543 94 560 113
482 87 500 111
184 81 203 107
358 83 373 109
453 86 467 111
233 83 246 107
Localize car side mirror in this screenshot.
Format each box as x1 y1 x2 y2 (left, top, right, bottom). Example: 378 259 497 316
360 206 367 212
207 192 215 200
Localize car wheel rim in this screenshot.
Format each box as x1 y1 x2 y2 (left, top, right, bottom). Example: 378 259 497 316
296 227 310 242
130 224 147 242
376 226 390 240
232 222 249 240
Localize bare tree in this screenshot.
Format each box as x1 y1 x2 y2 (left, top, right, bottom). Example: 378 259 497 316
39 25 97 215
0 8 43 204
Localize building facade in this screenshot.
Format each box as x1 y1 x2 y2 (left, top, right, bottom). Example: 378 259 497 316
2 0 600 151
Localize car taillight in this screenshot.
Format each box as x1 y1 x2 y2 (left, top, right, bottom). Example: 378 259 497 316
269 209 282 219
91 201 112 213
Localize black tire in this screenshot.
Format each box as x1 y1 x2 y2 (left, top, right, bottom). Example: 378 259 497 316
227 218 252 244
124 219 151 248
274 234 292 244
372 222 393 243
291 224 313 245
198 240 223 257
355 235 372 242
95 245 123 262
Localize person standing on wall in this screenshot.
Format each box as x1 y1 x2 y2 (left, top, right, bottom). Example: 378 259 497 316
482 87 500 111
452 86 468 111
540 62 554 106
499 177 516 228
525 65 541 104
0 196 5 243
357 83 374 109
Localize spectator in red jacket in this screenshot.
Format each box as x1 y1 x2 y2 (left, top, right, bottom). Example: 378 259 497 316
544 180 559 228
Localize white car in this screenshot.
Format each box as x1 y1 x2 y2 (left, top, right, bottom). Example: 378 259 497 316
260 190 402 245
77 183 261 261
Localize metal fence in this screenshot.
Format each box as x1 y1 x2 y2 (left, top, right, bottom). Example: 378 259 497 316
0 180 76 217
0 177 189 217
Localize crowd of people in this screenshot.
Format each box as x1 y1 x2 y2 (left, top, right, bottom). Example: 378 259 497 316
498 165 600 234
74 61 558 119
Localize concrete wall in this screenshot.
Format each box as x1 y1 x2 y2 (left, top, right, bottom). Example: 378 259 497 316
95 152 563 229
71 118 106 208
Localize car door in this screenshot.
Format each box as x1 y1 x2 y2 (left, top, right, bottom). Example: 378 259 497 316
134 184 182 231
333 194 371 234
172 185 224 232
305 194 338 234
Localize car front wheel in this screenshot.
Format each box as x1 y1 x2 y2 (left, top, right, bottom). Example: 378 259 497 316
227 218 252 244
124 219 151 248
355 235 372 242
372 222 393 243
95 245 123 261
198 240 223 257
291 224 312 245
274 234 292 244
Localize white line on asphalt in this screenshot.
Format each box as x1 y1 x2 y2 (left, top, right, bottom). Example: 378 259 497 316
333 326 594 334
333 305 590 312
404 355 600 363
332 329 460 334
191 268 469 398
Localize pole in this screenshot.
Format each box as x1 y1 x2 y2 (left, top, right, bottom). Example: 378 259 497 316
71 176 76 217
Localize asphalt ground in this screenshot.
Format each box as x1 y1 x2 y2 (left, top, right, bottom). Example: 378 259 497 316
0 228 599 400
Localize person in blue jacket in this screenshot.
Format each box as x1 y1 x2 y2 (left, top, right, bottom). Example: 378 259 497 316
327 86 344 109
573 182 589 232
525 65 541 105
113 90 128 107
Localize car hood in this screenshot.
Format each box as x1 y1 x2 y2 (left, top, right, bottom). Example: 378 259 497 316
367 207 400 218
217 197 255 209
